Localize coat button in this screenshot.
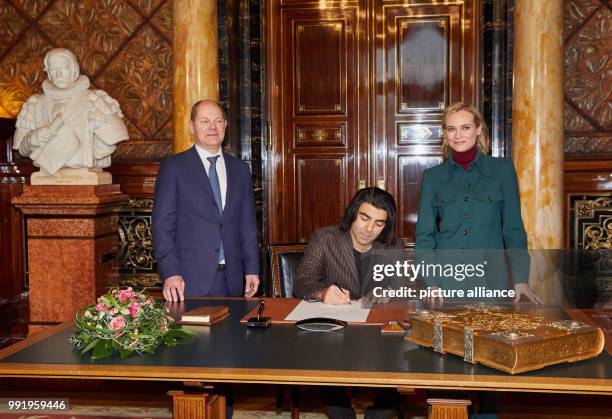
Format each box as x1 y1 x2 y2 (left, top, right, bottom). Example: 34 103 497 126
464 213 469 219
219 224 223 229
462 229 468 236
489 196 494 202
464 196 469 202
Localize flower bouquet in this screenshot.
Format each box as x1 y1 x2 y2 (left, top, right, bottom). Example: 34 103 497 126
70 287 195 360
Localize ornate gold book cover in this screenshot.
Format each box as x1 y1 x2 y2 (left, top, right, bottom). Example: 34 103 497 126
405 304 605 374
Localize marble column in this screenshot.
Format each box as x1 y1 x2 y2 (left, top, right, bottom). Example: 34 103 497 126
512 0 564 303
173 0 220 153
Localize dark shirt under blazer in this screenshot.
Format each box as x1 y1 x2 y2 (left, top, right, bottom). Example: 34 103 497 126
152 146 259 297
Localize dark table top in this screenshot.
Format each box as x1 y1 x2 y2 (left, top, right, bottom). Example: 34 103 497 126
1 299 611 394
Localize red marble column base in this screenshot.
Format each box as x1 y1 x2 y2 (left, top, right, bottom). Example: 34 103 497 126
12 185 129 328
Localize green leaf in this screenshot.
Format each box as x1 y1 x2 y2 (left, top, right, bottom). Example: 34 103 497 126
119 348 134 359
163 335 176 346
169 329 196 339
91 340 114 360
80 339 99 354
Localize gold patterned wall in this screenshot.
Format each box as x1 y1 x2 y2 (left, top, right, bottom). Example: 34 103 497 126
564 0 612 155
0 0 173 161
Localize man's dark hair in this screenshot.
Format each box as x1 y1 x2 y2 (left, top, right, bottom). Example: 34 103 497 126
339 187 397 245
190 100 228 122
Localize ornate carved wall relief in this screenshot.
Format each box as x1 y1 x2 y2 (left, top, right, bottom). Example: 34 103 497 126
564 0 612 156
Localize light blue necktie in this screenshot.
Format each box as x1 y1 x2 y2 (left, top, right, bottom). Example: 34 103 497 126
207 156 224 262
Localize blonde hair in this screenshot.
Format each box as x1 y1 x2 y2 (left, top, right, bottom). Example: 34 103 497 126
441 102 490 159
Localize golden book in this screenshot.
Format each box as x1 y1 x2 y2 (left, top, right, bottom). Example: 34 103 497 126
180 306 230 325
405 304 604 374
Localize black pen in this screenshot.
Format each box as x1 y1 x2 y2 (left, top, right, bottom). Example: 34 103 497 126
256 300 265 321
333 281 350 300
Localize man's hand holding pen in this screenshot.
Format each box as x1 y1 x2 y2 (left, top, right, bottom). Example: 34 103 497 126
318 281 350 305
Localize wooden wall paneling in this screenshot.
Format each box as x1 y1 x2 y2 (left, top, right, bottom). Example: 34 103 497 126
268 1 366 243
0 119 33 304
0 182 26 300
295 156 346 242
108 162 159 198
373 0 478 245
397 156 442 244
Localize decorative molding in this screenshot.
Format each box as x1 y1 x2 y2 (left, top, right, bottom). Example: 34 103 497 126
118 198 160 288
565 136 612 154
568 193 612 293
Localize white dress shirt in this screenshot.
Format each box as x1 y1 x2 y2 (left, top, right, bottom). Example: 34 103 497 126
195 144 227 208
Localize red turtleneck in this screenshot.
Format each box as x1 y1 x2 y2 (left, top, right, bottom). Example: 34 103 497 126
452 146 478 171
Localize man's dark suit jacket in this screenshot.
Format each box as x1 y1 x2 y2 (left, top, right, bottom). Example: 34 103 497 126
152 146 259 296
293 226 405 299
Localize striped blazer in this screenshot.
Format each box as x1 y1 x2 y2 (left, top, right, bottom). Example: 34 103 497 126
293 226 404 299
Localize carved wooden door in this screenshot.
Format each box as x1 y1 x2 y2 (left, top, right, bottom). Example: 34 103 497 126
266 0 478 245
373 1 479 245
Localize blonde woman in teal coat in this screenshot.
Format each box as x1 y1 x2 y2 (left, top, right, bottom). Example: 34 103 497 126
415 102 541 304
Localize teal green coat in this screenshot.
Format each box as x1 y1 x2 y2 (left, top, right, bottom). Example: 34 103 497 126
415 153 529 287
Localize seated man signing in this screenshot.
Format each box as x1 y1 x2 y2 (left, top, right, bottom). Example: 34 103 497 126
294 187 406 419
294 186 405 304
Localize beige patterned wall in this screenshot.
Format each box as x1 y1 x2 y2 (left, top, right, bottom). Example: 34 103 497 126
0 0 173 161
564 0 612 155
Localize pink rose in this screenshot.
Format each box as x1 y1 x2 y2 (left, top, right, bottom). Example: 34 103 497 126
117 289 135 304
95 302 108 312
129 302 141 318
109 316 126 334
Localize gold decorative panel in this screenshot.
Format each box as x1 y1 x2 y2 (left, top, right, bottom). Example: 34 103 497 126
397 123 442 146
572 195 612 250
295 123 346 146
118 198 160 288
0 0 173 160
564 0 612 155
568 193 612 294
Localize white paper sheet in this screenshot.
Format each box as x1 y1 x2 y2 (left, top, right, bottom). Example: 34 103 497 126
284 300 370 323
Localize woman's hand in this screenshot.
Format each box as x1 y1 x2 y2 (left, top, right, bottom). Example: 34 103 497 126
513 283 543 304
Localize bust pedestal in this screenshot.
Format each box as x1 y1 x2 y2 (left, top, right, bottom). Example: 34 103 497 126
12 185 129 334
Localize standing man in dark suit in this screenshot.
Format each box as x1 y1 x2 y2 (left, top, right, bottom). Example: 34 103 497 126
153 100 260 302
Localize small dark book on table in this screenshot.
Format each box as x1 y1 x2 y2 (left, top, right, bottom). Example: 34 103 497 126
180 306 230 325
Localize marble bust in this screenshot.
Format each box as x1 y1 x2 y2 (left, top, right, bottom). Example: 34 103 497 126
13 48 128 185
